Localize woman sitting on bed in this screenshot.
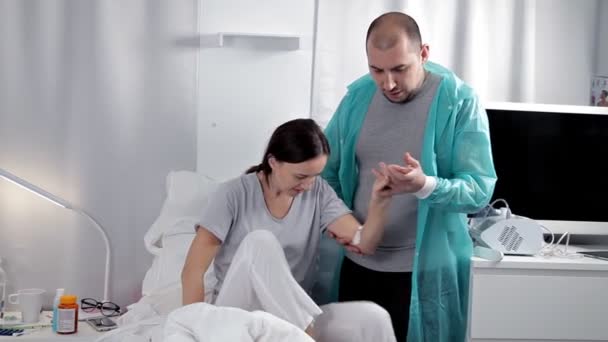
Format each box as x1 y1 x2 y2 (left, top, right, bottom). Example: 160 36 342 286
181 118 397 342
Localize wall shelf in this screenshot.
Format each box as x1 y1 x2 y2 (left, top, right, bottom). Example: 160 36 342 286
199 32 302 50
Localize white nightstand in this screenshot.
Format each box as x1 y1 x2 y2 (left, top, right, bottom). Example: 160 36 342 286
468 247 608 341
0 312 108 341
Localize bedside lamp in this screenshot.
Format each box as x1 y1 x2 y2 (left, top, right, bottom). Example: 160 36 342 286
0 168 111 302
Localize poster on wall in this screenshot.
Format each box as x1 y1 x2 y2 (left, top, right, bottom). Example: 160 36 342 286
590 76 608 107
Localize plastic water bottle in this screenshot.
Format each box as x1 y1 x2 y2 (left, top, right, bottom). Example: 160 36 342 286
52 288 65 332
0 257 6 320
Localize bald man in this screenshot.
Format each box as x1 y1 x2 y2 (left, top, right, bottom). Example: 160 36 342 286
321 12 497 342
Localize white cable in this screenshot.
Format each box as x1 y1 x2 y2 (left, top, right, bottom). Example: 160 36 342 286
469 198 511 232
537 230 583 259
488 198 511 217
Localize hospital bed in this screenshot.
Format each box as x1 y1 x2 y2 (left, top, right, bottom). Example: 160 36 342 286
95 170 313 342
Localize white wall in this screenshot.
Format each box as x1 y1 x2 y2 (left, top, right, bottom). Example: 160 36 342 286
0 0 198 308
311 0 603 127
535 0 599 105
596 0 608 77
196 0 315 179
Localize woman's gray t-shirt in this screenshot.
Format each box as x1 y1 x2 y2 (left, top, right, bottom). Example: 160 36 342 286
198 173 351 295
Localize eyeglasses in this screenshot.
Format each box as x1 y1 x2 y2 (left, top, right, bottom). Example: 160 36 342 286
80 298 120 317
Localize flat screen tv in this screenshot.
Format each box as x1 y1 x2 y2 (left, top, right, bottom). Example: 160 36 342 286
485 102 608 235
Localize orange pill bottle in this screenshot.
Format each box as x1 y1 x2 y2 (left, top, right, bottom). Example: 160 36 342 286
56 295 79 334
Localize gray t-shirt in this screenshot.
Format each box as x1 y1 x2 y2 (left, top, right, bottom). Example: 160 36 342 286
349 72 441 272
198 173 351 295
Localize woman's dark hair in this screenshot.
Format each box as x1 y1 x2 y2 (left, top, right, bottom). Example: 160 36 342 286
246 118 330 175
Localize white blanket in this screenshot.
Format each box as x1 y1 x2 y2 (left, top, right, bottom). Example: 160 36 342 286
164 303 314 342
94 284 182 342
95 284 313 342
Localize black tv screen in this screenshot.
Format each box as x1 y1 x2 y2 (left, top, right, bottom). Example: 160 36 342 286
486 103 608 223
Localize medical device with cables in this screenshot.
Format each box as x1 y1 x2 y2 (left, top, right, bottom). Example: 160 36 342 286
469 199 579 261
469 199 544 255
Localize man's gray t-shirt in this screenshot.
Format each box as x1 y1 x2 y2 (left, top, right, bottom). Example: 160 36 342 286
198 173 351 295
349 72 441 272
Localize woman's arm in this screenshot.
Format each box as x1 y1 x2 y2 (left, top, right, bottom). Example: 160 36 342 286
181 226 221 305
327 166 391 255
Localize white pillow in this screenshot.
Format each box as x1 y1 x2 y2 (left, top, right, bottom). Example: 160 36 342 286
164 171 219 219
141 171 220 296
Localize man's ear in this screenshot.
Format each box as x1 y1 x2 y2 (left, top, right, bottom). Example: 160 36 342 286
420 44 430 63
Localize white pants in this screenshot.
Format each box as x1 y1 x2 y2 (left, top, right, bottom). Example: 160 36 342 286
213 230 397 342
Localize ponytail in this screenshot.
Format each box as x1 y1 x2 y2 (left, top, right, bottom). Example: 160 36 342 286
246 156 272 175
245 164 262 174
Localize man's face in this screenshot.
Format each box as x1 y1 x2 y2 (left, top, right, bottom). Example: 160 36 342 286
367 36 429 103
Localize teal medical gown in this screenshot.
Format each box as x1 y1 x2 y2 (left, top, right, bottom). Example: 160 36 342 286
319 61 497 341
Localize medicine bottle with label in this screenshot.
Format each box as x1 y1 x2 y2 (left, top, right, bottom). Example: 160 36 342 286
56 295 79 334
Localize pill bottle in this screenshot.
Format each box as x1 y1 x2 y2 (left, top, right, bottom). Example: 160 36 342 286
56 295 79 334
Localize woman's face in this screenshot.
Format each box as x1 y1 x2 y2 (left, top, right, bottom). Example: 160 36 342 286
269 154 328 196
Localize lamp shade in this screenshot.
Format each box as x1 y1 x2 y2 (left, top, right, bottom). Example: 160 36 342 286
0 169 71 209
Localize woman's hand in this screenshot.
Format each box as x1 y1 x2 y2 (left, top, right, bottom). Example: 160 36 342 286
327 164 394 255
370 162 393 204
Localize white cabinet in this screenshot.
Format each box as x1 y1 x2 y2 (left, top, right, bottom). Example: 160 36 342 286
196 0 315 180
468 253 608 341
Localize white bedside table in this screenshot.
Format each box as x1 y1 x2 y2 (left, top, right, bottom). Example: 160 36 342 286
0 312 108 341
468 248 608 341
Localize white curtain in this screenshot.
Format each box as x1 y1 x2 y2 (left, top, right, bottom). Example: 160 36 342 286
312 0 601 125
0 0 198 307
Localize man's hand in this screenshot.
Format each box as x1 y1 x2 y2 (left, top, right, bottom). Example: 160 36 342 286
328 231 365 255
383 152 426 195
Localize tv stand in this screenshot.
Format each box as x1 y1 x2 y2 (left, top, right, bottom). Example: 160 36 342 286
468 246 608 341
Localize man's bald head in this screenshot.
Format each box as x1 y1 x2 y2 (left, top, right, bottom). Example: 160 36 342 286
366 12 422 52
